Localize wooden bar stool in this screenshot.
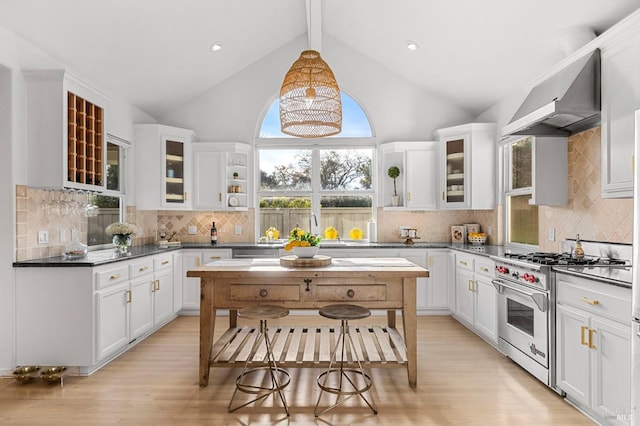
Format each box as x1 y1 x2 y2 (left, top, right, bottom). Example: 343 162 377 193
314 304 378 416
228 305 290 415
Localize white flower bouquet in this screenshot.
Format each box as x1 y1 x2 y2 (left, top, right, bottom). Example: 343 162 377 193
105 222 138 236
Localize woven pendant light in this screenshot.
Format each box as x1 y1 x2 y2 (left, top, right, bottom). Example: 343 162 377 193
279 50 342 138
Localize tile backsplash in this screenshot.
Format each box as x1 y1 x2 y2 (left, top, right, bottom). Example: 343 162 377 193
14 126 632 261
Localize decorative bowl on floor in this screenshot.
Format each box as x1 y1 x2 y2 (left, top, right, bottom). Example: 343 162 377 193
292 246 319 258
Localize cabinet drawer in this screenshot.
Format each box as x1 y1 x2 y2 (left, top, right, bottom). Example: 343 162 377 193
474 258 494 277
455 253 474 271
316 285 387 302
230 284 300 302
154 253 173 271
130 259 153 279
556 274 631 323
96 266 129 290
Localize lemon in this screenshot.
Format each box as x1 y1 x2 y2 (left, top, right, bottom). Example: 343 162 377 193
265 227 279 240
324 226 338 239
349 227 363 240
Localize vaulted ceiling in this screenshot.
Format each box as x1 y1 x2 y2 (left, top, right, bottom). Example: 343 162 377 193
0 0 637 118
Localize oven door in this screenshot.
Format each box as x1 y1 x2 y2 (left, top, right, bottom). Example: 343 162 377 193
492 279 549 368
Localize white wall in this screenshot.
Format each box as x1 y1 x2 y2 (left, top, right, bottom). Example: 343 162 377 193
0 24 156 371
159 35 473 142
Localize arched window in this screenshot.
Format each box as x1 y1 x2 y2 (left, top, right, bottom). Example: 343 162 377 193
256 92 375 242
259 92 372 138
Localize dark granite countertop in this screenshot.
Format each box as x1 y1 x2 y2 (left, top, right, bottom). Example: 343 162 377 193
14 242 506 267
13 244 182 267
553 265 632 288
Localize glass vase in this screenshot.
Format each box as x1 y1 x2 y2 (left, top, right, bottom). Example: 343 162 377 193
113 234 132 254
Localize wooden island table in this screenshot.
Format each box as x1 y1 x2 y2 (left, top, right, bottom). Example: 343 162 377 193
186 257 428 388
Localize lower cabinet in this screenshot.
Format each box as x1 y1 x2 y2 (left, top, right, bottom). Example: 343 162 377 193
453 252 497 344
16 251 177 375
405 249 451 314
556 273 631 425
181 249 232 313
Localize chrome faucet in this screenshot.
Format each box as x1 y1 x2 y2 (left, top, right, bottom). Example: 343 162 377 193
310 212 318 235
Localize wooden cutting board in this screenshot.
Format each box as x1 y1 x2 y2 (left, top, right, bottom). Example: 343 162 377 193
279 255 332 267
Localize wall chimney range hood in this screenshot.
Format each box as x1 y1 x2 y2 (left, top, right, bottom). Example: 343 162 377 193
502 49 600 138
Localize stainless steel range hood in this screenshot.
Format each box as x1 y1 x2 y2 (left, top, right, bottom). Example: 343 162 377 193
502 49 600 137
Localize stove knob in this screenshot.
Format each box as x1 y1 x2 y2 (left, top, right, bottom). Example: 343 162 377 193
511 271 520 279
522 273 538 283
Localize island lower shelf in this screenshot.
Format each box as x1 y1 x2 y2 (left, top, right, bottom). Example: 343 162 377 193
210 324 408 368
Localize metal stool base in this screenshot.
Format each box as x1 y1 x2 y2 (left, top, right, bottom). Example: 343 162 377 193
228 318 290 415
314 319 378 416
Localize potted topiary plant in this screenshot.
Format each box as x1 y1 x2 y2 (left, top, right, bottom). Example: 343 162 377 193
387 166 401 206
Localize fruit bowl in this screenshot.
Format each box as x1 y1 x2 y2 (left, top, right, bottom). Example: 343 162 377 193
468 235 487 245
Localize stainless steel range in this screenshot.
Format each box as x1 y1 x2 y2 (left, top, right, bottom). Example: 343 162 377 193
490 247 630 390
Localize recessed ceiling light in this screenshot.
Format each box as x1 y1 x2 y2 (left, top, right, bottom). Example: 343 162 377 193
406 40 419 51
211 43 223 52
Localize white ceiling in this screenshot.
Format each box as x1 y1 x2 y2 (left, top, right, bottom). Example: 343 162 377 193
0 0 638 119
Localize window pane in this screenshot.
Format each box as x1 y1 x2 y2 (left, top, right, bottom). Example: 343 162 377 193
319 149 372 190
507 194 538 245
106 142 120 191
511 137 532 190
320 196 373 239
259 92 372 138
259 149 311 190
87 194 121 246
259 196 312 238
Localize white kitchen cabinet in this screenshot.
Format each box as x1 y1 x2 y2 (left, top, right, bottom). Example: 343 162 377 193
16 252 177 375
408 249 451 314
24 69 110 191
433 123 496 210
380 141 438 210
96 281 130 362
181 249 232 313
453 252 497 345
601 28 640 198
192 142 251 210
556 273 631 425
134 124 195 210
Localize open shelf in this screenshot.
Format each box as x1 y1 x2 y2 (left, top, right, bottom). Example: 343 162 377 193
67 92 103 186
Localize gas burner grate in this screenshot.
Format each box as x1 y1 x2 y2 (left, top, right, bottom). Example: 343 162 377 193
504 252 629 266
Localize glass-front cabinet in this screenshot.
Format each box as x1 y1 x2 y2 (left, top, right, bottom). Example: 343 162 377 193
434 123 497 210
164 139 187 205
135 124 195 210
444 137 465 205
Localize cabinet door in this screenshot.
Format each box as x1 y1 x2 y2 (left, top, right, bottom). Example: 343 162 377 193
474 276 497 343
441 136 467 209
96 282 129 361
601 32 640 198
406 147 437 209
193 150 224 210
591 316 631 423
182 251 203 311
153 269 174 326
455 267 475 326
172 252 183 313
556 304 591 406
422 251 450 311
163 137 192 208
129 276 154 341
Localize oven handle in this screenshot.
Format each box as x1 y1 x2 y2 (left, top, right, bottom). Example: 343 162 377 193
491 279 548 312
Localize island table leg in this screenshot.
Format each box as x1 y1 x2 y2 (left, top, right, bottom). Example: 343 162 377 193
402 276 417 388
199 278 216 387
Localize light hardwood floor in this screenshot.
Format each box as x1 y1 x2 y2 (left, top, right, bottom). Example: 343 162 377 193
0 315 593 425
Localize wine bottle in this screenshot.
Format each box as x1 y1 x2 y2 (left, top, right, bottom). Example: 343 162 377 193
210 222 217 245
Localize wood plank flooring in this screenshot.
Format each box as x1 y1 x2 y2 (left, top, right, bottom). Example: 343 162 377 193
0 315 593 425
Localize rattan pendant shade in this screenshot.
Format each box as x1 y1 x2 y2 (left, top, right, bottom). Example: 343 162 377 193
279 50 342 138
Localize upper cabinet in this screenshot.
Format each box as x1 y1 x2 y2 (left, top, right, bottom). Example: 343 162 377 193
134 124 195 210
24 70 110 191
192 142 251 211
601 26 640 198
433 123 497 210
380 141 438 210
